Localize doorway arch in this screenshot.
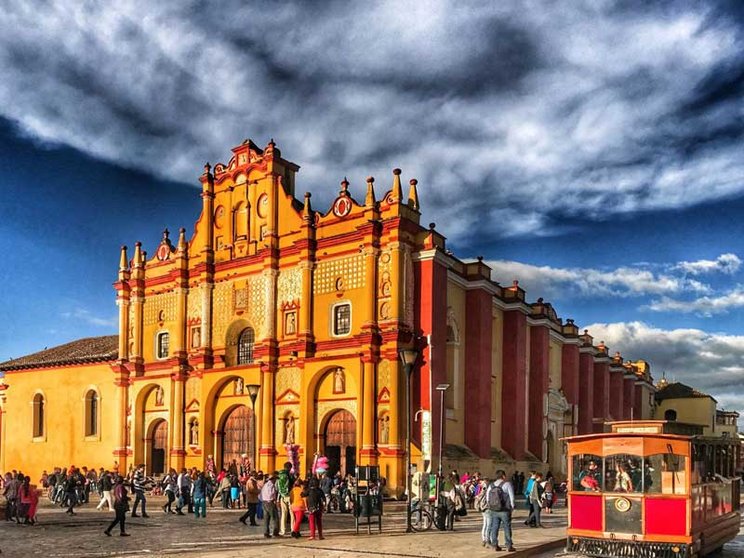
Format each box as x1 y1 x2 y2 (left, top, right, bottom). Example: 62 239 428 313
323 410 357 478
149 419 168 475
220 405 254 470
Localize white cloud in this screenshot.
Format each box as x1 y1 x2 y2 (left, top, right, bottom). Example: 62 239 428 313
646 286 744 316
584 321 744 415
61 308 117 328
487 259 711 299
0 1 743 239
675 253 742 275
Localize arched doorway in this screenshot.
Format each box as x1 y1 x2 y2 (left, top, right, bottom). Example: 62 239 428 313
150 420 168 475
324 410 356 478
221 405 254 469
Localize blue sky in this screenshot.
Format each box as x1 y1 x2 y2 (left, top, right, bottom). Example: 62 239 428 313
2 0 744 414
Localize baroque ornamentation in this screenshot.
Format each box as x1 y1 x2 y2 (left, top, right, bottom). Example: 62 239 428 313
277 267 302 305
314 254 366 295
143 292 177 325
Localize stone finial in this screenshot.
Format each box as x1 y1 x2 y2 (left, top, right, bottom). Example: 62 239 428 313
119 245 129 272
340 177 349 195
391 168 403 201
133 242 143 268
365 176 376 207
302 192 313 221
408 178 420 211
203 162 212 175
177 227 187 252
162 228 170 242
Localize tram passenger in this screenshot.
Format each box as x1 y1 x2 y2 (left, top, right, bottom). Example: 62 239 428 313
615 463 633 492
579 460 600 492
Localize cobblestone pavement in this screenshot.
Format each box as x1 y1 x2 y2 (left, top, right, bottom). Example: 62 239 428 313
0 496 566 558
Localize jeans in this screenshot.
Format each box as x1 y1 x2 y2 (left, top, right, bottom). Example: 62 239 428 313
240 503 258 525
308 510 323 538
163 490 175 512
131 491 146 516
193 496 206 518
489 510 513 548
528 501 542 526
106 506 127 535
177 491 192 514
263 501 279 536
481 511 492 543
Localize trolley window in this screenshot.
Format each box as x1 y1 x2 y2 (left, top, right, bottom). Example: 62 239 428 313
572 454 602 492
604 454 643 493
645 453 687 494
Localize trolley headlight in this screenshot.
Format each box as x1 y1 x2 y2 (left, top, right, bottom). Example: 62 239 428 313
672 546 681 554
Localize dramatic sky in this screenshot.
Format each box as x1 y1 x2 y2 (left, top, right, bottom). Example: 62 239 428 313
2 1 744 414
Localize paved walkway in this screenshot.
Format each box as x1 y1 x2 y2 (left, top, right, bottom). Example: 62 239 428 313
0 496 567 558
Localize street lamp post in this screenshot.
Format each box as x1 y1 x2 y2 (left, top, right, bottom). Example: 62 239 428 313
399 347 420 533
435 383 450 509
246 384 260 471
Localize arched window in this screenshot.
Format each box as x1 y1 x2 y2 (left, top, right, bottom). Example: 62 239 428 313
237 327 255 364
665 409 677 422
234 201 248 240
156 331 170 359
85 390 98 437
32 393 44 438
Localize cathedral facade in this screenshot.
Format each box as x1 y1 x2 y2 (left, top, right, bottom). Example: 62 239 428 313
0 139 655 491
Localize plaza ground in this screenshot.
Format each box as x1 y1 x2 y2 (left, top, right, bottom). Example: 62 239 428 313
2 496 743 558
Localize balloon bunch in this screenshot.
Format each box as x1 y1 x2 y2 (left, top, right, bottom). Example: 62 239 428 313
285 444 300 476
312 453 329 476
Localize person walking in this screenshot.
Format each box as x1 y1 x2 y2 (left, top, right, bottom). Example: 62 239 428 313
260 471 280 538
488 469 516 552
527 472 545 528
176 468 193 515
303 477 325 540
162 469 177 514
96 470 114 511
192 472 208 518
290 479 306 538
64 467 82 516
239 473 260 526
131 464 149 518
104 477 131 537
474 477 491 547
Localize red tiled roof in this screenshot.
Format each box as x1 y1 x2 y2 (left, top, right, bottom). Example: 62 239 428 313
655 381 715 403
0 335 118 371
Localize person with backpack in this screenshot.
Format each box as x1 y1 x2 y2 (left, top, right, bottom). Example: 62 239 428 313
104 476 130 537
488 469 516 552
474 477 492 547
96 470 114 511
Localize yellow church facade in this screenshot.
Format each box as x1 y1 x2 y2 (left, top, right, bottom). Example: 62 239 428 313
0 138 657 492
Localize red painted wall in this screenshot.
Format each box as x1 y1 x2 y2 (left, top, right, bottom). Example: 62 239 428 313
501 310 527 459
415 256 448 452
623 377 635 420
528 325 549 459
578 352 595 435
561 344 580 406
592 360 610 432
570 494 603 531
645 498 687 536
609 369 624 420
464 288 493 458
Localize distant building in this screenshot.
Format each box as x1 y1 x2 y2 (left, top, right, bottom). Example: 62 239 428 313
654 381 738 438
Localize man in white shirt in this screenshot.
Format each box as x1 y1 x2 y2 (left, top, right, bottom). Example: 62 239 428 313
260 472 280 538
488 469 516 552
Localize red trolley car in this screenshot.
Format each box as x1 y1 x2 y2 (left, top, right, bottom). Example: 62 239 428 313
565 421 741 557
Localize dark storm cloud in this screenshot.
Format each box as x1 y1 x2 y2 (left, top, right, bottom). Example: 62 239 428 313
1 0 743 240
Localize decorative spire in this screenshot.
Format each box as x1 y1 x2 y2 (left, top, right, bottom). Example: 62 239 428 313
161 228 171 244
177 227 187 252
133 242 143 268
365 176 376 207
119 245 129 272
407 178 419 211
340 177 349 196
391 168 402 201
302 192 313 222
203 162 212 176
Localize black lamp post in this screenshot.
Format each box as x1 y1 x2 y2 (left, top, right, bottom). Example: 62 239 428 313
399 347 420 533
246 384 260 470
435 383 450 516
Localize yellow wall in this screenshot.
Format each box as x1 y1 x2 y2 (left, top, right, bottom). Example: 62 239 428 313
655 397 717 435
2 363 117 480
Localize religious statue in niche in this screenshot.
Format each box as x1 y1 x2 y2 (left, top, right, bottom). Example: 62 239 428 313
190 420 199 445
333 368 345 394
125 419 131 447
284 311 296 336
191 326 201 349
284 415 296 444
234 377 244 395
379 415 390 444
155 386 164 406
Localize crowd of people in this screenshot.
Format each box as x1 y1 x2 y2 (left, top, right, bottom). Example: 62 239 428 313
1 459 364 540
